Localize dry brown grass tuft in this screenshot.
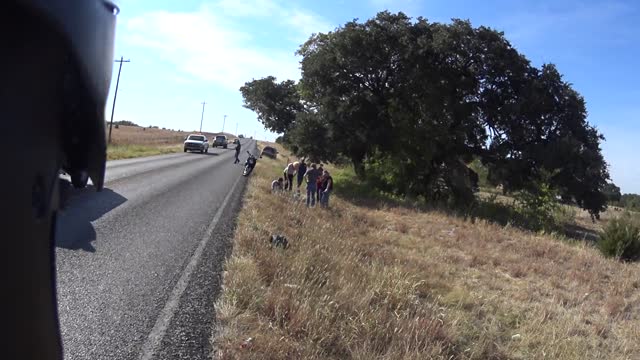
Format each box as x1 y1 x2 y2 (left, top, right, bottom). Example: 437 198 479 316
213 143 640 359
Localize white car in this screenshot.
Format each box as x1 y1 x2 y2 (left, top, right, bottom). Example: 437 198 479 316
183 134 209 153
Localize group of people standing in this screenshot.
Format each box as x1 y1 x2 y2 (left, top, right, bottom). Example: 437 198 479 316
272 159 334 207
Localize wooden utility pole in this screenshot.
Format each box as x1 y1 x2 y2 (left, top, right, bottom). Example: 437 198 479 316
108 56 130 144
199 101 207 133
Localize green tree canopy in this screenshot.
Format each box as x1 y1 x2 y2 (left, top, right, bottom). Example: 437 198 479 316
112 120 138 127
240 76 301 134
603 183 622 203
240 11 611 216
621 194 640 210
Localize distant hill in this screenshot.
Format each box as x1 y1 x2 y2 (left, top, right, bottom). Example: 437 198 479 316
106 120 139 127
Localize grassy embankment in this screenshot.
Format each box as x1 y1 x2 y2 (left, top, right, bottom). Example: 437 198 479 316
213 143 639 359
107 144 184 160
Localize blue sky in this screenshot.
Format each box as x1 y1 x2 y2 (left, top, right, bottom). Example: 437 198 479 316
108 0 638 193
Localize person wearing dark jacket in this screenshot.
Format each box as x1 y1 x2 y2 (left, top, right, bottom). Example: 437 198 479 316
297 159 307 189
320 170 333 208
303 164 320 207
316 165 324 202
234 141 242 164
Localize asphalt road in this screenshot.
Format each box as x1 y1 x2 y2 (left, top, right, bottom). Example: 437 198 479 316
55 139 256 360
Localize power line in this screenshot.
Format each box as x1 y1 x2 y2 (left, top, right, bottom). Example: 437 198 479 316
108 56 130 144
199 101 207 133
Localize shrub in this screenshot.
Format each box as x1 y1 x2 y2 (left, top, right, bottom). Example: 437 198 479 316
333 167 389 201
472 186 576 233
472 194 518 226
620 193 640 211
552 204 577 227
514 183 559 232
598 215 640 261
468 158 489 189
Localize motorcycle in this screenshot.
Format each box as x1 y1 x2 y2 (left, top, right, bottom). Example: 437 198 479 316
243 151 257 176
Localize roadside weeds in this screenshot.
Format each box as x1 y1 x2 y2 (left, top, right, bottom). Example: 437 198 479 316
107 144 182 160
212 144 640 360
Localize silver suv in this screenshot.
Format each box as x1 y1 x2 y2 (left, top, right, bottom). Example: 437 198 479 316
184 134 209 153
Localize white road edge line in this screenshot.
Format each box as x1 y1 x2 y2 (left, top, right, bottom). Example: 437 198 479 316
138 174 243 360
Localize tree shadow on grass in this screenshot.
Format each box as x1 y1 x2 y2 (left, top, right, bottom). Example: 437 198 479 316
334 171 600 243
466 198 601 242
333 173 413 210
562 223 599 243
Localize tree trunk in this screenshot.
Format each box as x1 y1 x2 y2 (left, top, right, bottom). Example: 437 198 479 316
352 157 366 180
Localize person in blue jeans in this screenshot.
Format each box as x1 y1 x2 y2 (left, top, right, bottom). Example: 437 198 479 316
320 170 333 208
304 163 320 207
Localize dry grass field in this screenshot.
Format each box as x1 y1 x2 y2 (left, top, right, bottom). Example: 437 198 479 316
106 125 237 160
108 125 189 146
212 143 640 360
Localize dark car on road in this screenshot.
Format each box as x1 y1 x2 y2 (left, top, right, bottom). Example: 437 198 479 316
261 146 277 159
212 135 228 149
184 134 209 153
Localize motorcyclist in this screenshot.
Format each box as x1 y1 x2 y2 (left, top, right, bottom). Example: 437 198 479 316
1 1 118 359
244 151 257 174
